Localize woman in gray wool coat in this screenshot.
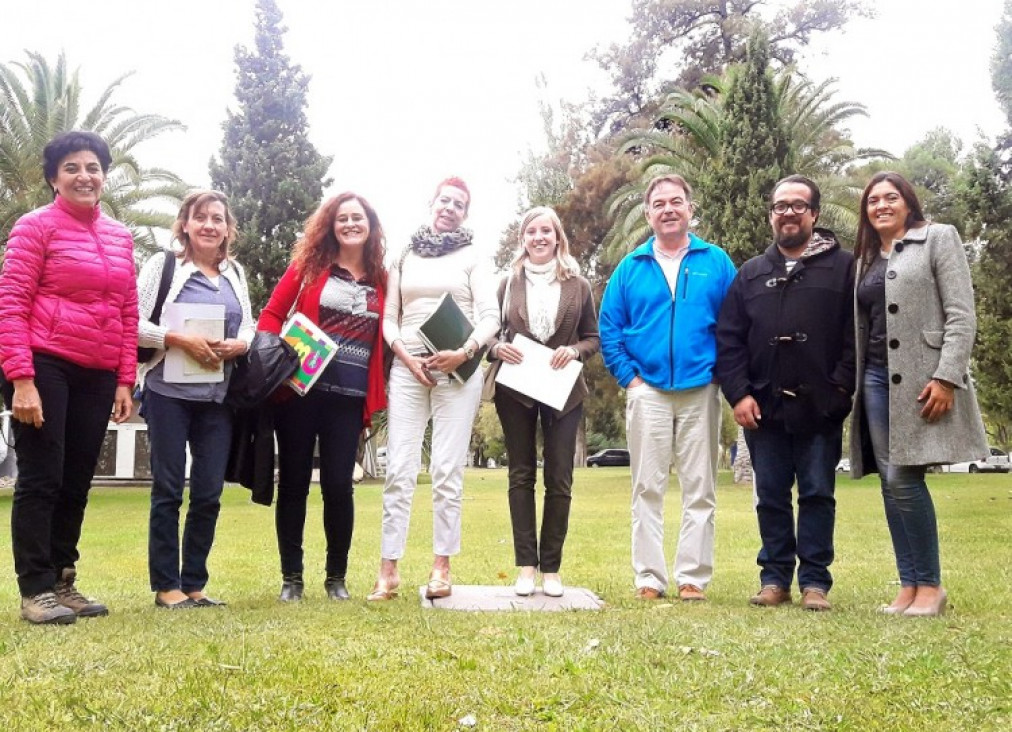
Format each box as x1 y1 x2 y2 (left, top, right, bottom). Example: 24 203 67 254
850 172 987 618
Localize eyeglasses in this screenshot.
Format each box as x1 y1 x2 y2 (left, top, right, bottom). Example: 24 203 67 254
770 201 811 216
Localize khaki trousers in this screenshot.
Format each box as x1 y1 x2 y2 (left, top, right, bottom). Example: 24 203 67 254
626 382 720 593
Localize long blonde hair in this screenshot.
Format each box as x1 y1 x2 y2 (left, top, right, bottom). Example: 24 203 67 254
510 206 580 280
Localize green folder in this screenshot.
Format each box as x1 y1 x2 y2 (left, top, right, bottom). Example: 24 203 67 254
416 292 487 384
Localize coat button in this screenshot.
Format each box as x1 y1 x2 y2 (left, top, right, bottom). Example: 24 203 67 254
889 339 899 349
887 270 897 279
963 374 969 384
891 373 902 384
888 303 899 313
895 243 905 253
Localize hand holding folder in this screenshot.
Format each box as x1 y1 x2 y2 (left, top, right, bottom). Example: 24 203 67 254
416 293 486 384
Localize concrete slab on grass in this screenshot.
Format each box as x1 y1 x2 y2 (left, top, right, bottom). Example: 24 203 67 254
419 584 604 611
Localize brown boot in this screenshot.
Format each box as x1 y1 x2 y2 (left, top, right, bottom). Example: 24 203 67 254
801 587 832 612
54 568 109 617
749 585 792 607
21 591 77 625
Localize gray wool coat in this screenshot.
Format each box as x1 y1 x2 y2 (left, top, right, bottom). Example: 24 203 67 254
850 223 988 476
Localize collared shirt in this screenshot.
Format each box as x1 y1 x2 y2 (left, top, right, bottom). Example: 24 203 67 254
653 242 688 296
145 271 242 403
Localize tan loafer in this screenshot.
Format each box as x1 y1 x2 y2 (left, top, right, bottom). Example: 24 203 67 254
749 585 792 607
678 584 707 602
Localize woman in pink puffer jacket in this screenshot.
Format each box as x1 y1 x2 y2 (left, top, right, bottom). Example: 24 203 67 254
0 130 138 625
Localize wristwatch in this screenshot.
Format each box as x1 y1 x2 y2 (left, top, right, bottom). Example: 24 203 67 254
463 343 476 360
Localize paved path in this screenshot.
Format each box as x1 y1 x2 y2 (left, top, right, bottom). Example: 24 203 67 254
418 584 604 611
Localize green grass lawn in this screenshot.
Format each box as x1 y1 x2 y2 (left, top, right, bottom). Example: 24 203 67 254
1 469 1010 730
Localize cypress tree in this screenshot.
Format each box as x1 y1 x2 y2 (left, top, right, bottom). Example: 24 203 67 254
210 0 332 312
698 29 789 267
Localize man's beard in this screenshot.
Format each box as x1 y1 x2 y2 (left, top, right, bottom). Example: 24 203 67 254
775 228 809 252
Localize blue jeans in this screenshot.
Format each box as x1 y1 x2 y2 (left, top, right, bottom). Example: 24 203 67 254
862 364 939 586
145 389 233 593
745 421 841 592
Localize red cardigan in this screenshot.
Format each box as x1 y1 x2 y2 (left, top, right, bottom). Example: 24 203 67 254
258 263 387 426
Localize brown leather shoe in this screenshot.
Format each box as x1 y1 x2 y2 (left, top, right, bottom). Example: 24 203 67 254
678 584 707 602
801 587 832 611
635 587 663 600
749 585 792 607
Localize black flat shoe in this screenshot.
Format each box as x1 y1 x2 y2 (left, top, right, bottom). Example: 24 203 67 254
155 595 198 610
279 574 304 603
324 577 350 601
193 596 227 607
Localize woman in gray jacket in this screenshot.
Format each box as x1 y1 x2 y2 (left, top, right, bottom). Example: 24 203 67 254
851 172 987 617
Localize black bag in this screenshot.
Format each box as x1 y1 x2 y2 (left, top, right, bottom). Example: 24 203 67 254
224 331 300 410
137 250 176 364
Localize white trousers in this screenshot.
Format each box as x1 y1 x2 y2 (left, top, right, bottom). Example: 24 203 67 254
626 382 720 592
380 361 482 559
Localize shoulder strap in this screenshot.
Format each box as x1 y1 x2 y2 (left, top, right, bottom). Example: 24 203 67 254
150 250 176 326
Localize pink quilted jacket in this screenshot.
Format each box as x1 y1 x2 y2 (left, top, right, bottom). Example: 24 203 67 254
0 195 138 385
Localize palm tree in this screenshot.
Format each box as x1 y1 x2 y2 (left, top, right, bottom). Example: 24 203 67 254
0 52 188 255
601 67 890 262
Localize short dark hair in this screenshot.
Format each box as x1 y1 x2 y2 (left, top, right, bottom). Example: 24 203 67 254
771 174 820 212
643 174 693 206
43 130 113 182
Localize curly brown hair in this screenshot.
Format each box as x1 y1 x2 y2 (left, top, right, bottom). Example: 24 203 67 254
292 193 387 289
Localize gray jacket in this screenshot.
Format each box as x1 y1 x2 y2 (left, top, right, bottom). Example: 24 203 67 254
851 223 987 476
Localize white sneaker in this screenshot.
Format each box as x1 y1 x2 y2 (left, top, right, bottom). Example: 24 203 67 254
514 567 537 596
542 574 564 598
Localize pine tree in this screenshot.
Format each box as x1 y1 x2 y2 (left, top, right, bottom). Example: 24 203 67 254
209 0 332 313
698 29 788 267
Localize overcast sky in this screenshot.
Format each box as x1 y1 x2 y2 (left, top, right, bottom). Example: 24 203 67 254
3 0 1006 255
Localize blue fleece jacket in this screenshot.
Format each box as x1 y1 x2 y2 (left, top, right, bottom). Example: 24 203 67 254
600 234 736 390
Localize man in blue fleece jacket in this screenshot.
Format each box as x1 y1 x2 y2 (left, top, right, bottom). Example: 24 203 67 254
599 174 736 602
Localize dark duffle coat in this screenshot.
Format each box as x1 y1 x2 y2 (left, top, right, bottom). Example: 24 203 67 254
715 229 856 433
850 222 988 476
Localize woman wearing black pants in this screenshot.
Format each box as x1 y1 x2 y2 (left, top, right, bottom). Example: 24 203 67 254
489 207 599 598
259 193 387 601
0 131 136 624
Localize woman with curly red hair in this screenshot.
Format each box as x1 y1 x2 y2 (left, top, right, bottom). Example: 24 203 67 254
259 193 387 601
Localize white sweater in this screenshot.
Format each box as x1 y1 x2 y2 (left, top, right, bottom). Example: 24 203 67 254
383 245 499 353
135 251 255 381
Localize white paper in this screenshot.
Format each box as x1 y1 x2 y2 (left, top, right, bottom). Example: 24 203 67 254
162 302 226 383
494 334 583 411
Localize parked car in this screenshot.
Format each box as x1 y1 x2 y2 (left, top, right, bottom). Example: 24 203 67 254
945 446 1010 474
586 448 630 467
835 458 851 473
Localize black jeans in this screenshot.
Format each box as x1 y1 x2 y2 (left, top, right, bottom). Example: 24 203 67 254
274 389 364 578
494 389 581 573
2 354 116 596
145 389 233 593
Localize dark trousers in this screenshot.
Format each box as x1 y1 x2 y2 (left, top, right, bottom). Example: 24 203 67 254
745 420 841 592
144 389 233 593
274 389 364 578
2 354 116 597
494 389 581 573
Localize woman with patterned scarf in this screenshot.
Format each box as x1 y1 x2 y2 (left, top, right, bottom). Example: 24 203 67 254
487 207 599 598
368 177 499 601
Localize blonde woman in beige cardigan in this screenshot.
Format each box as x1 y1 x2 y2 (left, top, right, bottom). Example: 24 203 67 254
489 207 599 597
